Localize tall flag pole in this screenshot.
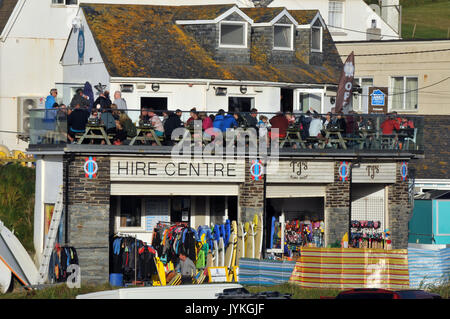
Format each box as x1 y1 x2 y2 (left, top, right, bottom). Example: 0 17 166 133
335 51 355 113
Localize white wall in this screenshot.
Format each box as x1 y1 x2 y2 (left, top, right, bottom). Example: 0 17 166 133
33 155 63 262
0 0 255 152
270 0 399 41
61 10 110 105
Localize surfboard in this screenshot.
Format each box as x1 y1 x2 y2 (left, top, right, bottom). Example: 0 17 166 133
219 236 225 267
236 222 245 265
213 225 220 267
153 257 166 286
0 258 12 294
0 221 40 287
254 214 263 260
245 222 254 259
225 221 237 268
270 216 276 249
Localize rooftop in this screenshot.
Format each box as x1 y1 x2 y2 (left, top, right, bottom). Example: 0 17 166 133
78 4 341 84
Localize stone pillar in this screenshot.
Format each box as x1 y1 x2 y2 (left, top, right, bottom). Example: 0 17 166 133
65 155 110 284
387 161 411 249
325 161 351 246
238 159 264 222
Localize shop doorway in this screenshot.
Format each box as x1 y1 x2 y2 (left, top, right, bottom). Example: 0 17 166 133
141 97 168 112
170 196 191 224
266 197 325 256
281 88 293 113
228 97 254 113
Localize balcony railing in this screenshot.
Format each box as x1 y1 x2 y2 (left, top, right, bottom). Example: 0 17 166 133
28 108 424 153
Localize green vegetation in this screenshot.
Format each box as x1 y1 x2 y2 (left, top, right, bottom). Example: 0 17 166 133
365 0 450 39
420 277 450 299
246 283 341 299
0 163 35 255
0 283 118 299
401 1 450 39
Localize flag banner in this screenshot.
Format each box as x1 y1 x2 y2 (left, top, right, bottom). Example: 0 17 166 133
289 247 409 289
335 51 355 113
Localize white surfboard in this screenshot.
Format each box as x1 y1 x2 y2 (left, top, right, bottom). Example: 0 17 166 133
0 258 12 294
218 237 225 267
0 221 40 287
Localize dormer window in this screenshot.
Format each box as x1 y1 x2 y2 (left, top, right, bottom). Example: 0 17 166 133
219 21 247 48
273 24 293 50
52 0 78 5
311 21 323 52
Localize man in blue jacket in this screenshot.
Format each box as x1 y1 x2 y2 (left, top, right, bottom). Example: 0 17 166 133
213 109 238 132
45 89 58 109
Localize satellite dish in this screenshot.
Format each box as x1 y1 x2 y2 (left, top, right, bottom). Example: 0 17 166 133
369 4 381 16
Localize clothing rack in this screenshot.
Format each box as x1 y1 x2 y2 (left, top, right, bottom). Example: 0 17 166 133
113 232 138 283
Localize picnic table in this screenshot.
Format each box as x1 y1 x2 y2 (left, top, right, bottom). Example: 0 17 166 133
319 128 347 149
129 126 163 146
77 123 111 145
280 127 307 149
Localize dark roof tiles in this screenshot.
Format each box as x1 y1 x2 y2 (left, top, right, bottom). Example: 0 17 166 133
0 0 17 35
80 4 341 84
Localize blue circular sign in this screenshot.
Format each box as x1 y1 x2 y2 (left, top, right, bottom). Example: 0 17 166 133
339 161 349 181
401 162 408 181
77 29 85 60
250 160 263 181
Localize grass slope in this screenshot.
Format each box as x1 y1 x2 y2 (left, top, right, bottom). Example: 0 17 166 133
401 1 450 39
0 164 35 255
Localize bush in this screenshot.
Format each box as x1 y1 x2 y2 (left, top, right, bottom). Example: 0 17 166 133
0 163 35 255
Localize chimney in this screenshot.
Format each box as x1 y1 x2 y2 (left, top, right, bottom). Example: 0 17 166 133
251 0 274 7
367 19 382 40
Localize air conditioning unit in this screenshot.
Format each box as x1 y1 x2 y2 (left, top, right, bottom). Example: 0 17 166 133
17 96 45 136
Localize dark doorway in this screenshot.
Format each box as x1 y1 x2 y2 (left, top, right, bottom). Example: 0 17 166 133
171 197 191 224
281 88 293 113
228 97 254 113
227 196 238 222
141 97 168 112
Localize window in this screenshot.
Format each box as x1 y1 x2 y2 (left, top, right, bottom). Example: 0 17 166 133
119 197 142 228
328 1 344 30
52 0 78 5
273 25 293 50
297 90 323 113
391 76 418 110
220 22 246 47
352 77 373 111
311 26 322 52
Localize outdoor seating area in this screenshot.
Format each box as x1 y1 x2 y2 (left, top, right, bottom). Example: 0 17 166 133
30 107 423 152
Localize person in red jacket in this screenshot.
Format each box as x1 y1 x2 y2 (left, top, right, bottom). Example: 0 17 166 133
269 111 289 140
380 114 400 135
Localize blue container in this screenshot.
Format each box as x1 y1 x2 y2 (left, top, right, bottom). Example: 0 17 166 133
109 273 123 287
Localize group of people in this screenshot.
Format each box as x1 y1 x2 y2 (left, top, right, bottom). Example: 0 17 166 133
45 87 138 145
44 87 415 148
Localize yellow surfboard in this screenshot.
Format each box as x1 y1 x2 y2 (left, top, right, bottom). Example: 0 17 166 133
225 221 238 268
245 222 254 259
236 221 245 265
254 214 263 260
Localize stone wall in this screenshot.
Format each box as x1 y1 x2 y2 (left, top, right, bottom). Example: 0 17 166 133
65 155 110 284
410 115 450 180
325 161 351 246
239 159 264 222
388 161 411 249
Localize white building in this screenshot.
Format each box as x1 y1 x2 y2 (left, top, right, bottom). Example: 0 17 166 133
0 0 398 152
0 0 254 152
269 0 400 41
